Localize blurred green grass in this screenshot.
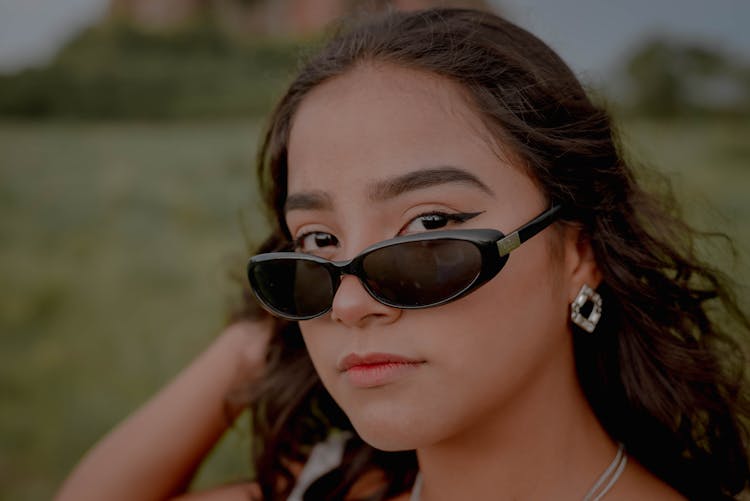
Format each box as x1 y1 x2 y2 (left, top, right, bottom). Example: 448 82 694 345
0 117 748 500
0 119 268 499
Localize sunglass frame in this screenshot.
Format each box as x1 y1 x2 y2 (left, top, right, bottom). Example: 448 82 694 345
247 205 561 320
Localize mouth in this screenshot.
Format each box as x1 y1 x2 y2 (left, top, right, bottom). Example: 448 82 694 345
338 352 425 388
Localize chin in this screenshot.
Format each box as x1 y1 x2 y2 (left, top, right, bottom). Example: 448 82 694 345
344 403 438 451
353 423 422 451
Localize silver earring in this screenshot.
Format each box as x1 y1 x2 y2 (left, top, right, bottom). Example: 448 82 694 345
570 284 603 333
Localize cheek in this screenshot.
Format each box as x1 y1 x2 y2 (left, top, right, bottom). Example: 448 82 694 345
442 237 570 379
396 241 571 446
298 320 340 381
431 246 567 379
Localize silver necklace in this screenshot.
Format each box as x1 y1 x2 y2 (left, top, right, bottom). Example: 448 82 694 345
410 443 627 501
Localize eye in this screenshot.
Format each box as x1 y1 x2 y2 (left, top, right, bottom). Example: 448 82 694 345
404 213 451 232
294 231 339 253
400 211 483 235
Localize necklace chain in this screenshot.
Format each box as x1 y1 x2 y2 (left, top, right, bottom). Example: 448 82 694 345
410 443 627 501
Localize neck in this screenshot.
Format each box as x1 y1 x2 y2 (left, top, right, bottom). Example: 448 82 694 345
415 348 618 501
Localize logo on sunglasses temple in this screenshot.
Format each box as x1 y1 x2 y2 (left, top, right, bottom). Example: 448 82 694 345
496 231 521 256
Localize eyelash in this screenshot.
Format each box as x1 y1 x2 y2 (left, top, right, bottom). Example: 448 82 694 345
400 210 483 233
292 210 483 252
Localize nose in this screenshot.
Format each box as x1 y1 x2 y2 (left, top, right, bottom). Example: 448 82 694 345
330 275 401 328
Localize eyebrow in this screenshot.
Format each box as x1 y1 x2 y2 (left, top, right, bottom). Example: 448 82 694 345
284 166 494 214
284 190 333 213
367 166 494 201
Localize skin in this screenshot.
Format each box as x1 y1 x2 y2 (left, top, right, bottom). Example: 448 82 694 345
286 62 683 500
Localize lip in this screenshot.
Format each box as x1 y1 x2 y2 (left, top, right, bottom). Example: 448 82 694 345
338 352 425 388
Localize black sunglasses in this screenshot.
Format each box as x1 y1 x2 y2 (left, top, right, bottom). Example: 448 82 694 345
247 205 561 320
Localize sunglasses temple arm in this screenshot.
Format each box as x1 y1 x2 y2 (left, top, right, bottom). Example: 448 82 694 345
496 204 562 256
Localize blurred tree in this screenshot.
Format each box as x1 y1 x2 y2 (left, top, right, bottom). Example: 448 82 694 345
625 38 750 118
0 0 497 120
107 0 495 38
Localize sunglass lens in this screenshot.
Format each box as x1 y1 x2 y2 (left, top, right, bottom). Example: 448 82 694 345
250 259 334 318
362 239 482 307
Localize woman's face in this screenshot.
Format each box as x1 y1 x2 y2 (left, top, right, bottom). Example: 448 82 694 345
285 63 583 451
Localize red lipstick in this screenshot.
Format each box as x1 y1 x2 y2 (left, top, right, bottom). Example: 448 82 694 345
338 353 424 388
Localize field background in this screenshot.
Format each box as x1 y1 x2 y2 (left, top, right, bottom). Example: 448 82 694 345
1 117 748 501
0 119 270 500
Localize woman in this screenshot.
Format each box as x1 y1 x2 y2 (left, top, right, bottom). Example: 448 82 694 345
57 8 749 501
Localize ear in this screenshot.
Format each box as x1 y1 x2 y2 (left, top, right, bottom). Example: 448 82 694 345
561 224 602 303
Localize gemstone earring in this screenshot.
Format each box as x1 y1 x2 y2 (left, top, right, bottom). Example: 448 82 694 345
570 284 603 333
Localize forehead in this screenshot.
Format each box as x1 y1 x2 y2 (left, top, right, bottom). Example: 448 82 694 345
286 62 524 206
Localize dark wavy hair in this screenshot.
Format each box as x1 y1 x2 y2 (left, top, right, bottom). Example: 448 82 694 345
234 8 750 500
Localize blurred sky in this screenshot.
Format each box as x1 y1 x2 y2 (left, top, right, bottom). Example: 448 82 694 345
0 0 749 81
